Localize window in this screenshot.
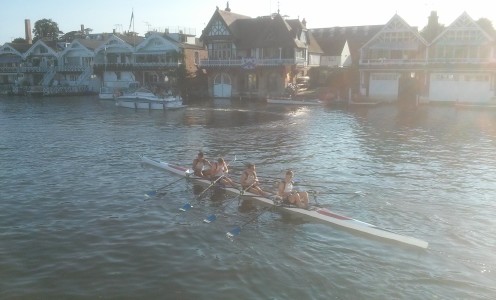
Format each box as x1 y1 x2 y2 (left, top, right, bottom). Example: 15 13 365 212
209 43 232 59
246 73 257 90
209 20 229 36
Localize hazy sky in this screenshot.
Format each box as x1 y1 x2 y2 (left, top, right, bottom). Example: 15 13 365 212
1 0 493 44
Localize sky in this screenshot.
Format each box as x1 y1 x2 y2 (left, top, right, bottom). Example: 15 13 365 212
1 0 494 44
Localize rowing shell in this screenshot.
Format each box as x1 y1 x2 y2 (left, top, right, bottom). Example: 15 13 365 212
140 155 428 249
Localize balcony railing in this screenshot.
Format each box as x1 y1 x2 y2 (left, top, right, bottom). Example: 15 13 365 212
93 62 180 67
199 58 307 67
360 59 427 65
360 57 496 66
58 65 88 72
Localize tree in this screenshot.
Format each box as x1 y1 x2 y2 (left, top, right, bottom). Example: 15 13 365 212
12 38 27 44
420 11 445 42
476 18 496 37
32 18 63 42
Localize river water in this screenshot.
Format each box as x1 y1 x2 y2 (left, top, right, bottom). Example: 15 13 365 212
0 95 495 299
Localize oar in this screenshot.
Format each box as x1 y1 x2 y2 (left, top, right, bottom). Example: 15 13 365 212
226 206 272 238
203 181 257 223
310 189 363 196
329 191 363 196
144 170 192 198
179 156 237 212
179 175 225 211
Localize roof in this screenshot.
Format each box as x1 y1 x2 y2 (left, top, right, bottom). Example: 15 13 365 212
236 15 301 49
306 30 323 54
213 9 311 50
310 25 383 58
5 43 32 54
115 33 144 47
76 38 108 51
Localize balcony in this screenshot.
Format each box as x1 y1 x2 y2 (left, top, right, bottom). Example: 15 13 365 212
360 57 496 70
93 62 180 71
360 58 427 69
58 65 88 72
199 57 307 68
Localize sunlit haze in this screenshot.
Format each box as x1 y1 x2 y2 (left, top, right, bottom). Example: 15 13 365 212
1 0 493 43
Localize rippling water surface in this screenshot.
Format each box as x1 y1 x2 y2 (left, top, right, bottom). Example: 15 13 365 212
1 96 495 299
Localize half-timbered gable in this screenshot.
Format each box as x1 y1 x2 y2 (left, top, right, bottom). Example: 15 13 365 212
201 7 249 60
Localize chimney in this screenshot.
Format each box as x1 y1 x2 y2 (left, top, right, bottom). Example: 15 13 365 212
81 24 85 33
25 19 32 44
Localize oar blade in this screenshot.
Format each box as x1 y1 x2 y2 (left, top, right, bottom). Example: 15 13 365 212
179 203 193 212
226 226 241 238
144 190 157 198
203 214 217 223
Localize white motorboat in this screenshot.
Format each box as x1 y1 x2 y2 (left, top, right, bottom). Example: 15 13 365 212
115 88 186 110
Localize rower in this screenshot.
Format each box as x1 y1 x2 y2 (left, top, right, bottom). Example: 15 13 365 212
276 170 309 209
240 163 270 197
210 157 235 187
192 151 212 177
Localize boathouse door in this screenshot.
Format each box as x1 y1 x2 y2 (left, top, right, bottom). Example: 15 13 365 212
213 73 231 98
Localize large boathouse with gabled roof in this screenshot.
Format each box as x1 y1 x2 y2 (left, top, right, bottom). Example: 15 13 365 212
359 14 429 102
199 3 321 99
425 12 496 103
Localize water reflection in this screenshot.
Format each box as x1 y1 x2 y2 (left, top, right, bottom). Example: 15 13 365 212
1 96 495 299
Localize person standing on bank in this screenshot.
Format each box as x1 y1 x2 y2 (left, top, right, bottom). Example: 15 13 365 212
240 163 270 197
277 170 309 209
192 151 212 177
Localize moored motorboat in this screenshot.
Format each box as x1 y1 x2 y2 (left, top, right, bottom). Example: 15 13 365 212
115 88 186 110
140 155 428 249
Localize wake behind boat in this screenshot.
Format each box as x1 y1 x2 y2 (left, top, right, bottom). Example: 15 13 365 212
266 97 322 106
140 155 428 249
115 88 186 110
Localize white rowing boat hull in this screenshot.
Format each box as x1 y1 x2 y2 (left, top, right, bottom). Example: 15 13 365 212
140 155 428 249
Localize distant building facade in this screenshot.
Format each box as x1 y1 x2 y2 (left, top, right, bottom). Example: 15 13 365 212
0 21 206 97
359 12 496 104
199 4 322 99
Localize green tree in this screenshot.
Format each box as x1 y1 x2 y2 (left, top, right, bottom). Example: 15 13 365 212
33 18 63 42
420 11 445 42
12 37 27 43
